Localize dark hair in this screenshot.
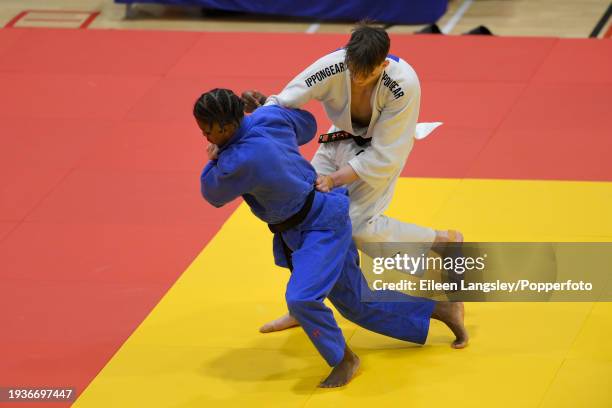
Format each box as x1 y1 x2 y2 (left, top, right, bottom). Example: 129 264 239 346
344 22 390 77
193 88 245 128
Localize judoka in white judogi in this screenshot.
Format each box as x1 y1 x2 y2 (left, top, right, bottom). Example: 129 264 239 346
265 48 442 249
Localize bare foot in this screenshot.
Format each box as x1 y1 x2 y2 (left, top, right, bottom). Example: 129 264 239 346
432 229 463 244
319 346 360 388
432 230 464 255
432 230 465 289
259 313 300 333
432 301 469 349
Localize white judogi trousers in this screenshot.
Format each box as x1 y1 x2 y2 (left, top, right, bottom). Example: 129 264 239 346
311 125 438 250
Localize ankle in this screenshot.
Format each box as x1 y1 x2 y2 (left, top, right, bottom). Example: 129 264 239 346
342 346 358 362
431 301 448 321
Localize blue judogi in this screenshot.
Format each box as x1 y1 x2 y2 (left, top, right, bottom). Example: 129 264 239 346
201 105 435 366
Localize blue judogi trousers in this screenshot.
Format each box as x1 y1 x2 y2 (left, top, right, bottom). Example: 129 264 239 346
273 189 436 367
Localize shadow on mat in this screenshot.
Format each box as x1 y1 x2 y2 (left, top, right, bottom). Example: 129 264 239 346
200 325 468 395
201 329 323 393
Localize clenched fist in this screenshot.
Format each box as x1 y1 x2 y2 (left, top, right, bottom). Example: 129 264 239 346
316 174 335 193
207 143 219 161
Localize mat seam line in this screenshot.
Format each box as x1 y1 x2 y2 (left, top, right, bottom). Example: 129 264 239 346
0 222 23 245
456 38 560 182
12 167 77 224
118 31 202 122
535 302 597 408
158 31 205 79
426 38 559 252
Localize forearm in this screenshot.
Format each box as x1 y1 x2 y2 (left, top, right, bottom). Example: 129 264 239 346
200 165 225 208
329 164 360 187
200 161 240 208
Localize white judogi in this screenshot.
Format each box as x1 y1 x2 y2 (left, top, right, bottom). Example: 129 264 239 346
265 49 439 249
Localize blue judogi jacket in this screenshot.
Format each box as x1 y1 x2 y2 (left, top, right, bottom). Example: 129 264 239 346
201 106 435 368
200 105 318 224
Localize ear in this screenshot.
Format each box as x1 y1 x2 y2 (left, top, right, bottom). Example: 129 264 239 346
382 60 390 68
222 123 235 135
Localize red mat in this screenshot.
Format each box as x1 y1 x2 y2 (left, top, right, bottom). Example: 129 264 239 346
0 28 610 406
0 29 201 75
389 36 558 82
0 222 18 242
0 28 25 55
531 39 612 84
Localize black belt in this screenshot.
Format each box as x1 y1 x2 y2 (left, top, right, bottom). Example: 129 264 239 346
268 189 316 272
318 130 371 147
268 189 315 234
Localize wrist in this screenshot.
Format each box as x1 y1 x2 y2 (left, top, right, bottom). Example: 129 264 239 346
328 174 338 188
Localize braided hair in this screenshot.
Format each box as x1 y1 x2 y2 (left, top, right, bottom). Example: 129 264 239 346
193 88 245 128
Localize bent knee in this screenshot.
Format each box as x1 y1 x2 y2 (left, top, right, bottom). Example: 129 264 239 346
352 217 384 246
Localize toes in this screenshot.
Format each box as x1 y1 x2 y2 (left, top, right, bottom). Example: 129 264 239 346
451 338 469 349
259 323 275 333
319 381 346 388
449 230 464 243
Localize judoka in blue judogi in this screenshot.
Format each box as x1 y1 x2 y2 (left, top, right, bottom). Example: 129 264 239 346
194 88 466 388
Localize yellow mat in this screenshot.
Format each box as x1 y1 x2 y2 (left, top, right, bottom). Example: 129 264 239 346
74 178 612 407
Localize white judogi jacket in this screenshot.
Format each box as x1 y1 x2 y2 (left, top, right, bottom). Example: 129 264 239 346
266 48 438 246
266 48 436 191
